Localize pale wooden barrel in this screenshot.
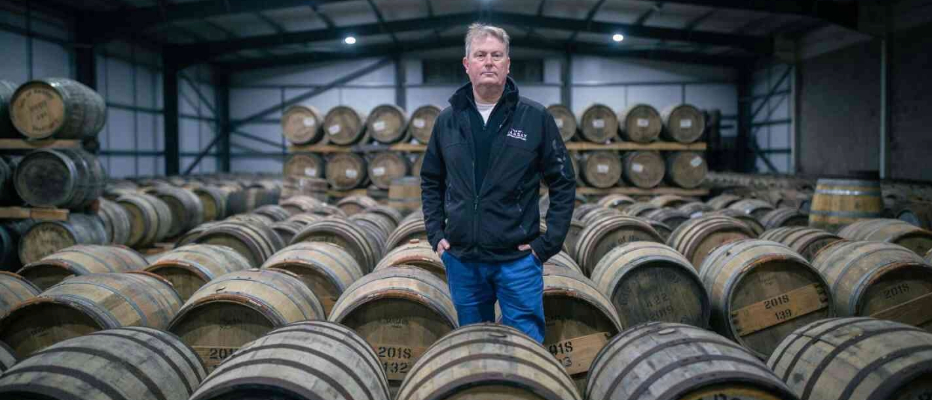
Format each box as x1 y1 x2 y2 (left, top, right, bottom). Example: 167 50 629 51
573 204 603 221
0 272 183 358
396 323 581 400
282 176 328 202
707 208 766 236
643 207 690 230
621 201 660 217
292 217 382 272
191 219 285 267
284 152 325 178
768 318 932 400
580 151 622 188
168 269 325 372
174 222 219 248
661 103 706 143
574 215 664 276
13 148 106 208
368 104 408 144
329 266 458 388
649 194 690 208
96 197 132 245
151 186 205 237
667 215 757 268
368 152 410 189
365 204 405 226
810 178 884 232
760 207 808 230
375 239 445 280
305 203 347 218
0 272 40 316
282 104 323 145
678 201 713 217
323 105 365 145
588 322 795 400
759 226 841 261
0 327 207 400
388 176 422 213
145 244 253 302
118 193 173 248
337 194 380 216
408 104 441 144
261 242 363 317
619 103 662 143
350 211 397 240
597 194 635 210
18 244 147 291
17 214 108 266
707 193 742 210
548 104 577 142
564 219 586 258
270 220 302 244
812 240 932 330
590 242 709 328
838 218 932 256
326 152 368 190
622 151 664 188
279 194 324 214
699 239 834 359
579 104 618 143
546 250 583 273
665 151 707 188
730 198 776 221
580 207 623 225
189 321 390 400
253 204 292 222
10 78 106 140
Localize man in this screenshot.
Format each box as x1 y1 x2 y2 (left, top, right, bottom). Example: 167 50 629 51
420 23 576 343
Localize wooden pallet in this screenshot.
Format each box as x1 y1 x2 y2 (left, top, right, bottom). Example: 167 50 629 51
574 186 710 197
0 207 69 221
0 139 82 150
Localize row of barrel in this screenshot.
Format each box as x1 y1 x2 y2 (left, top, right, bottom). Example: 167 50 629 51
283 102 709 147
0 148 107 209
0 78 107 140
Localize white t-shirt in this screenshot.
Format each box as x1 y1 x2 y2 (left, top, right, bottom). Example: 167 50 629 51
476 100 496 125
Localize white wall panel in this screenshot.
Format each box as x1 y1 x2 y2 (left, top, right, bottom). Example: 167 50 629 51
180 118 201 153
136 113 157 151
106 58 134 105
685 84 737 116
340 87 395 115
519 86 561 106
627 85 682 112
231 158 281 173
0 31 30 83
231 88 281 119
407 87 456 110
31 39 71 79
135 67 156 108
283 88 342 116
108 109 135 150
572 86 624 117
110 157 135 179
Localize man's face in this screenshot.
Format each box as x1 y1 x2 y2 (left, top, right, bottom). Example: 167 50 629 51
463 35 510 90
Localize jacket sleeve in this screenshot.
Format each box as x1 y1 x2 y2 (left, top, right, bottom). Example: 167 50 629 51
420 118 447 251
530 110 576 262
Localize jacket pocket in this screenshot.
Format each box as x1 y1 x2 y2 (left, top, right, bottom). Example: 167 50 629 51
443 182 471 245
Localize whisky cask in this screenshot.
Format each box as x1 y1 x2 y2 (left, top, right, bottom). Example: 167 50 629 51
96 198 132 245
838 218 932 256
574 215 664 276
374 239 445 280
548 104 577 142
622 151 664 189
0 272 40 316
323 105 365 145
368 152 410 190
408 105 441 144
760 207 808 230
14 148 106 209
666 215 756 269
661 103 706 143
117 193 173 248
367 104 407 144
10 78 106 140
759 227 841 261
292 217 382 273
619 103 662 143
579 104 618 143
145 244 253 301
665 151 707 188
17 244 147 291
326 152 368 190
191 219 285 266
17 213 108 266
282 105 323 145
261 242 364 317
810 178 884 232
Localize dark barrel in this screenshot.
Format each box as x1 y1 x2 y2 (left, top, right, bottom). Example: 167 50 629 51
14 148 106 209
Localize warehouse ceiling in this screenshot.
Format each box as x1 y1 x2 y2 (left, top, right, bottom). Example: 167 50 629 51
25 0 862 69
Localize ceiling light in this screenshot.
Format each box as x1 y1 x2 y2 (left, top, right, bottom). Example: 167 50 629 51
344 36 357 45
613 34 624 42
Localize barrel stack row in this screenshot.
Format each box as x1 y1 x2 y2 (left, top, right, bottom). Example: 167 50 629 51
578 150 707 189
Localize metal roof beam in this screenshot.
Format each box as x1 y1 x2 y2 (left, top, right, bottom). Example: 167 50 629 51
627 0 858 29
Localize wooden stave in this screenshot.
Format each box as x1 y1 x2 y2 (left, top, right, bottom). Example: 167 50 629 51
547 104 578 142
385 216 428 252
618 103 662 143
282 105 324 145
563 219 586 259
374 240 445 280
10 78 107 140
192 220 285 267
574 215 664 276
96 197 132 245
837 218 932 256
660 103 706 143
145 244 254 302
758 227 841 261
0 271 41 317
261 242 364 317
649 195 690 208
350 212 397 241
152 186 205 238
367 104 408 144
192 186 229 222
809 178 884 232
666 215 757 271
364 205 405 226
706 208 766 236
279 195 324 215
117 193 173 248
643 207 691 230
337 194 381 216
580 207 624 226
729 198 776 221
597 194 636 210
760 207 809 230
622 151 665 189
18 244 148 291
707 194 742 210
408 104 441 144
292 217 382 273
368 152 411 190
13 148 106 209
253 204 292 222
545 250 584 274
323 105 366 146
677 201 713 218
17 213 109 267
326 152 369 190
622 202 660 217
665 151 707 189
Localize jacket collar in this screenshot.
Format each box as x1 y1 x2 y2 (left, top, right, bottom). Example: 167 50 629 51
449 76 520 112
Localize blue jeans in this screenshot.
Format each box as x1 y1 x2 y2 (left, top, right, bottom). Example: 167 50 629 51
441 251 545 343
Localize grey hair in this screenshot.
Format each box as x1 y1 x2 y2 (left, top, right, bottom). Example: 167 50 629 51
464 23 510 57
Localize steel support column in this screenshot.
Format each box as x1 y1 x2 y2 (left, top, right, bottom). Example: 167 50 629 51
736 68 752 172
163 59 181 175
216 72 231 172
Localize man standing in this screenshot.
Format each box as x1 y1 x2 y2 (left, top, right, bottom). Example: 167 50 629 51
420 23 576 343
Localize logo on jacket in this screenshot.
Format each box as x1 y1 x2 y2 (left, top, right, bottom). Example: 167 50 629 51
506 128 527 141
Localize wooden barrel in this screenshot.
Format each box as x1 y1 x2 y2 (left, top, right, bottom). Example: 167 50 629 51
279 195 324 214
168 269 325 372
253 204 292 222
152 186 204 237
408 104 441 144
768 318 932 400
667 215 757 270
699 239 834 359
665 151 707 188
0 272 183 358
351 211 397 240
227 213 274 226
649 194 690 208
760 207 808 230
707 193 742 210
270 221 302 244
707 208 766 236
661 103 706 143
678 201 713 217
326 152 368 190
591 242 709 328
619 103 662 143
292 217 382 272
365 204 404 226
573 204 602 222
96 197 132 245
644 207 690 230
305 203 347 218
563 219 586 258
588 322 796 400
337 194 380 216
597 194 635 210
329 266 458 386
284 152 325 178
282 104 323 145
189 321 390 400
579 104 618 143
374 239 444 280
649 220 673 242
191 220 285 267
145 244 253 301
0 327 207 400
812 240 932 329
18 244 147 290
174 222 218 248
759 227 841 261
548 104 577 142
261 242 364 317
367 104 407 144
14 148 106 209
622 201 660 217
17 213 108 266
10 78 106 140
192 186 228 221
0 80 16 138
368 152 410 189
538 266 622 391
730 198 776 220
0 155 18 204
397 323 580 400
0 272 40 316
838 218 932 256
810 178 884 232
622 151 664 188
896 201 932 229
323 105 365 145
574 215 664 276
388 176 422 212
282 176 328 205
546 250 583 273
118 193 173 248
581 151 622 188
580 207 623 226
226 188 280 215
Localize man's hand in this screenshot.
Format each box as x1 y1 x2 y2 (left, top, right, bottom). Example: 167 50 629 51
518 244 538 261
437 239 451 257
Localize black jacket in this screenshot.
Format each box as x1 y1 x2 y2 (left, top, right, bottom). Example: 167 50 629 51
420 78 576 263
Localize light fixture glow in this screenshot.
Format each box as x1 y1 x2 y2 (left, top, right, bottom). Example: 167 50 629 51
612 34 624 42
344 36 357 45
